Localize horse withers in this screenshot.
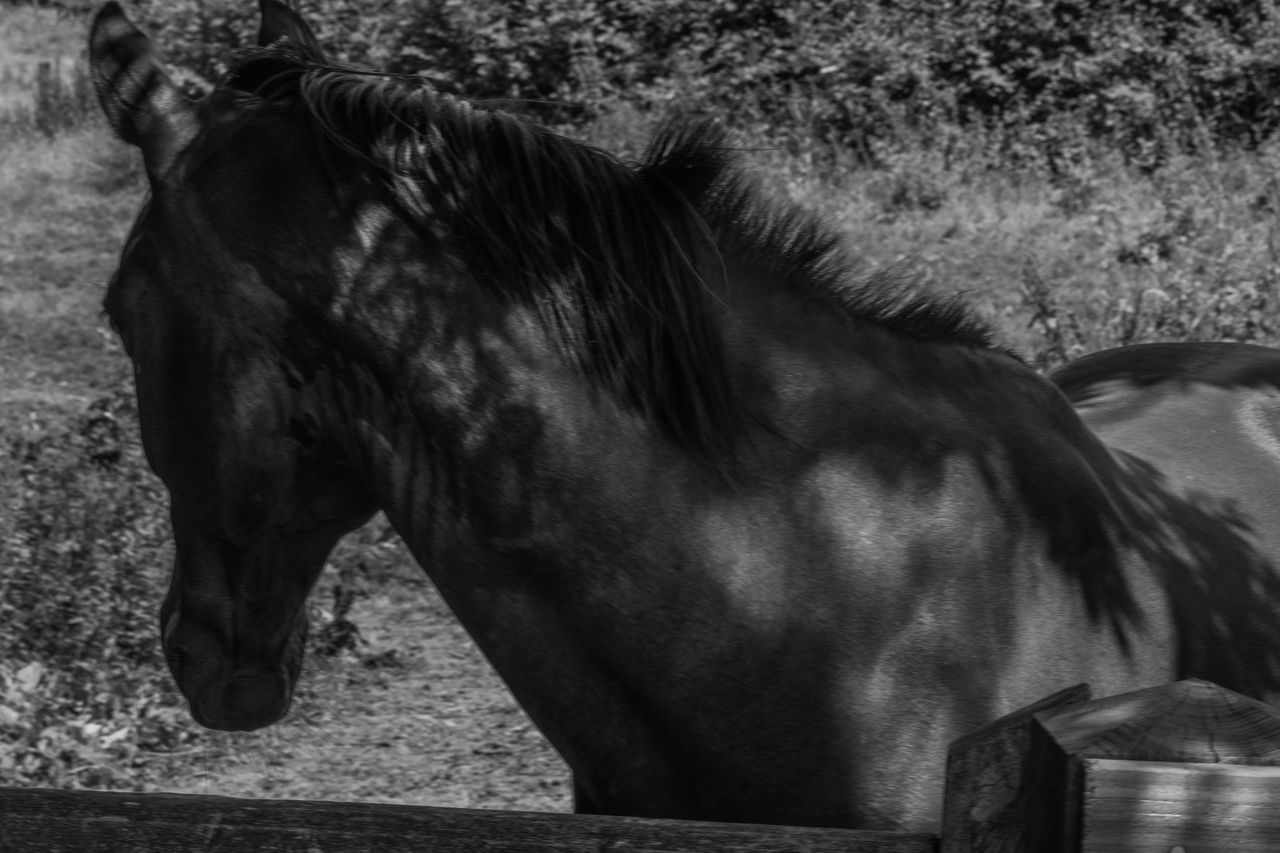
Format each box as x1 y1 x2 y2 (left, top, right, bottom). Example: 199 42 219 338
88 0 1280 832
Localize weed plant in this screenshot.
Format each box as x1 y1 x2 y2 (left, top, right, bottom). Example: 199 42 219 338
0 388 197 790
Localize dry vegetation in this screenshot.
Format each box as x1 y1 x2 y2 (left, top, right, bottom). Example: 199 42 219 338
4 0 1280 809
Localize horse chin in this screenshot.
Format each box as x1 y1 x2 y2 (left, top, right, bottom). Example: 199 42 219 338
188 669 295 732
161 594 310 731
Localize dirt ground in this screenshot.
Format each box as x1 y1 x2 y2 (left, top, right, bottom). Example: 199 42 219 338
146 562 573 813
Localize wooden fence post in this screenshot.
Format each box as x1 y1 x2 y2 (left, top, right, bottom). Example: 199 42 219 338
941 683 1091 853
1025 679 1280 853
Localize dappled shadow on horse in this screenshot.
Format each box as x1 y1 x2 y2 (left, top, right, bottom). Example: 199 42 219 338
89 0 1280 832
1054 341 1280 701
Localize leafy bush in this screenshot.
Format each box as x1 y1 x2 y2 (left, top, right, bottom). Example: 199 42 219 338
2 390 167 667
0 389 197 789
916 0 1280 170
0 659 192 789
125 0 412 91
381 0 1280 165
24 0 1280 165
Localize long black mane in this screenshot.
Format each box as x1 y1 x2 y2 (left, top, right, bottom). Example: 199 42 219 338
220 46 996 458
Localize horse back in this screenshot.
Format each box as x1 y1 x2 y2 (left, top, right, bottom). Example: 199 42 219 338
1052 342 1280 530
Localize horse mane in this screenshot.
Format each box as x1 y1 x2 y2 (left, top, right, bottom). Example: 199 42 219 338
219 46 998 459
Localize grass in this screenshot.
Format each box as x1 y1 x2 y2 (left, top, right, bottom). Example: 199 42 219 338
7 1 1280 805
773 140 1280 363
0 5 85 60
0 116 143 395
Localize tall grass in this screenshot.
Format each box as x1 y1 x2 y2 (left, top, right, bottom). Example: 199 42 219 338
748 133 1280 366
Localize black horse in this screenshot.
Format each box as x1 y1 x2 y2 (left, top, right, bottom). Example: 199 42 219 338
89 0 1280 831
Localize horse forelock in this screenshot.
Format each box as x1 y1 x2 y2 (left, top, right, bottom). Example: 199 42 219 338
214 47 1001 460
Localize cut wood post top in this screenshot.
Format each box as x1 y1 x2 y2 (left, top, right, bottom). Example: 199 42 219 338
1033 678 1280 765
939 683 1093 853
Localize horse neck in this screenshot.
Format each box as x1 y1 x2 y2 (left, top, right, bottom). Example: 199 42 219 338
304 239 1158 821
313 238 1047 563
304 256 739 798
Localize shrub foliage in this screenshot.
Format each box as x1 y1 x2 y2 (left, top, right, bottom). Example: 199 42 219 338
111 0 1280 166
0 390 195 789
2 391 166 667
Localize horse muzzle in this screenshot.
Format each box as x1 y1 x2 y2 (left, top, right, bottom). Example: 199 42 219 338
186 668 295 731
162 598 305 731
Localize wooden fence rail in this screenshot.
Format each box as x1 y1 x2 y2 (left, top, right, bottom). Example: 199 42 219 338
5 679 1280 852
0 786 934 853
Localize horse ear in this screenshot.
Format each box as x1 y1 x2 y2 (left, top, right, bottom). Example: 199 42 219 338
89 2 197 182
257 0 325 59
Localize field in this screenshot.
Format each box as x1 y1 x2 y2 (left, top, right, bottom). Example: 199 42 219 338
5 2 1280 812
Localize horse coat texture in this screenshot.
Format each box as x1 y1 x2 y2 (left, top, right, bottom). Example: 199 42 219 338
89 0 1280 832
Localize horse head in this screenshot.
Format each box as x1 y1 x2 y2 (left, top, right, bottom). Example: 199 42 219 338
89 1 377 730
